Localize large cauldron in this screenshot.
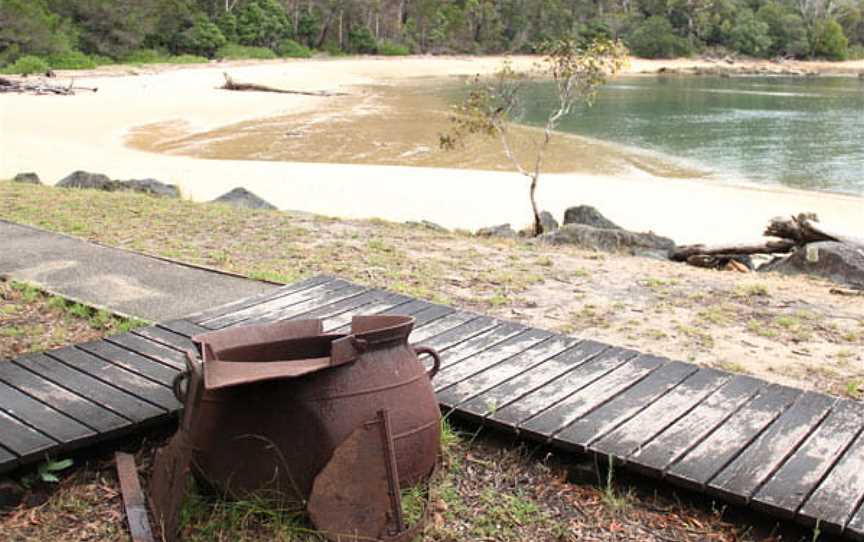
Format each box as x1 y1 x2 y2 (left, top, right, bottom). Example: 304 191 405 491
178 315 441 505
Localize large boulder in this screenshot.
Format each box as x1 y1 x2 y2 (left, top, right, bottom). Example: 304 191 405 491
563 205 622 230
759 241 864 288
211 187 277 210
118 178 180 198
12 172 40 184
539 211 559 233
541 223 675 259
57 170 116 191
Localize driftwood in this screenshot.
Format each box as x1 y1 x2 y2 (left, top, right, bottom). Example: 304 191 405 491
220 73 344 97
0 76 97 95
671 239 797 262
764 213 840 244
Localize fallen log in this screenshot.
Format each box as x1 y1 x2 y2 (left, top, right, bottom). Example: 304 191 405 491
670 239 796 262
221 73 345 97
764 213 840 244
0 76 97 95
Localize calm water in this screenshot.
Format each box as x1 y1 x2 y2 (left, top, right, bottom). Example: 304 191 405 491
514 76 864 195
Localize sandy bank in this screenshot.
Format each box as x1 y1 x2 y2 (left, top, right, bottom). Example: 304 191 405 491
1 55 862 245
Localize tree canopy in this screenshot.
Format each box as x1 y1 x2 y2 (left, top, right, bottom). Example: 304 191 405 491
1 0 861 68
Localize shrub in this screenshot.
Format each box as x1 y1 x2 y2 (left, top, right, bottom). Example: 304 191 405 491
2 55 50 75
178 15 227 57
757 3 809 57
377 41 411 56
123 49 165 64
813 20 849 60
347 26 377 54
216 43 277 60
46 50 97 70
169 54 209 64
731 9 772 57
277 38 313 58
849 44 864 60
627 17 691 58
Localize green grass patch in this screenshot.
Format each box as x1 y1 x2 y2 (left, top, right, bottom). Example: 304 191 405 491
217 43 277 60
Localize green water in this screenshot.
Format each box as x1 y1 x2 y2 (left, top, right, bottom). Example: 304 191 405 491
514 76 864 195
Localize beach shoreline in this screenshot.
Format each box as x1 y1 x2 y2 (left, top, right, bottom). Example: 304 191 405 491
2 55 862 245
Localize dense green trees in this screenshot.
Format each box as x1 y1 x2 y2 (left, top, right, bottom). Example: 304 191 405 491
1 0 862 70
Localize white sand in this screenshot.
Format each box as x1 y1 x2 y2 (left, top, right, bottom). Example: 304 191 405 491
1 56 862 245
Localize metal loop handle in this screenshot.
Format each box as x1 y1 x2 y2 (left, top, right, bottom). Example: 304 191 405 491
172 371 189 404
413 346 441 380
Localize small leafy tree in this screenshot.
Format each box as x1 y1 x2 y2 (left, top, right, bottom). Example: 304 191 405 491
440 38 628 235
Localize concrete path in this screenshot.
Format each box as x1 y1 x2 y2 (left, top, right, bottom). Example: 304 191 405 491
0 220 276 321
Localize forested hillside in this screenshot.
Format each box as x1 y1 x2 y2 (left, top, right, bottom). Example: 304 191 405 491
1 0 862 73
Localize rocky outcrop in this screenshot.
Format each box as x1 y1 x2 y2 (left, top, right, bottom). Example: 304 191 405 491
57 171 114 191
476 224 517 238
406 220 448 233
57 171 179 198
563 205 622 230
211 187 277 210
541 223 675 259
760 241 864 288
119 178 180 198
12 172 40 184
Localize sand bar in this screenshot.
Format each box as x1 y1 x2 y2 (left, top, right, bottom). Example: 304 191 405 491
1 55 862 245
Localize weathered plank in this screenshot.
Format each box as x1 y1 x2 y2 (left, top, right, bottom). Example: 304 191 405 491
435 322 527 372
708 391 836 505
14 353 165 421
0 409 56 459
106 333 187 370
157 319 210 339
133 326 195 352
799 425 864 532
438 331 579 414
330 301 451 334
521 353 664 441
318 293 417 332
433 329 550 393
409 312 478 343
628 375 763 475
559 361 697 453
286 289 404 324
667 384 801 491
248 284 371 325
591 368 730 459
0 379 95 443
0 446 17 471
421 316 500 352
848 504 864 539
752 399 864 518
47 347 178 411
77 341 179 384
187 275 333 324
0 361 128 432
482 343 625 429
202 279 352 328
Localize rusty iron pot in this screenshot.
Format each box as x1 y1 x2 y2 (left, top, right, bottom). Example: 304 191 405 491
178 315 441 505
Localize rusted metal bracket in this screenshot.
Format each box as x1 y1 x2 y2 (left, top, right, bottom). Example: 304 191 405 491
115 452 155 542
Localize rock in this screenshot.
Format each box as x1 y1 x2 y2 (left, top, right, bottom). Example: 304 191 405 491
118 178 180 198
539 211 559 233
211 187 277 210
57 170 116 191
759 241 864 288
476 224 517 238
562 205 622 230
0 478 24 510
58 171 179 198
13 172 41 184
540 223 675 259
406 220 448 233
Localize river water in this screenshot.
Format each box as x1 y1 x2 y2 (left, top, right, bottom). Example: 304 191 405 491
514 76 864 195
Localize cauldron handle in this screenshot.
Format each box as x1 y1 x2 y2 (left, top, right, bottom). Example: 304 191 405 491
413 346 441 380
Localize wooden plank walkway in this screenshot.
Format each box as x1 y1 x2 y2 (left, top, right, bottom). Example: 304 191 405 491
1 275 863 538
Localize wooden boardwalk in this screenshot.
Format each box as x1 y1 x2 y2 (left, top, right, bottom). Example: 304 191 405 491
1 275 863 538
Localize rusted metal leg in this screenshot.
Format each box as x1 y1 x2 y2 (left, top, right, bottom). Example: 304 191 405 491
115 452 155 542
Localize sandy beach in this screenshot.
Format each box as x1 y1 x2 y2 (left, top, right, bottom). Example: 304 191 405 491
1 55 863 245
